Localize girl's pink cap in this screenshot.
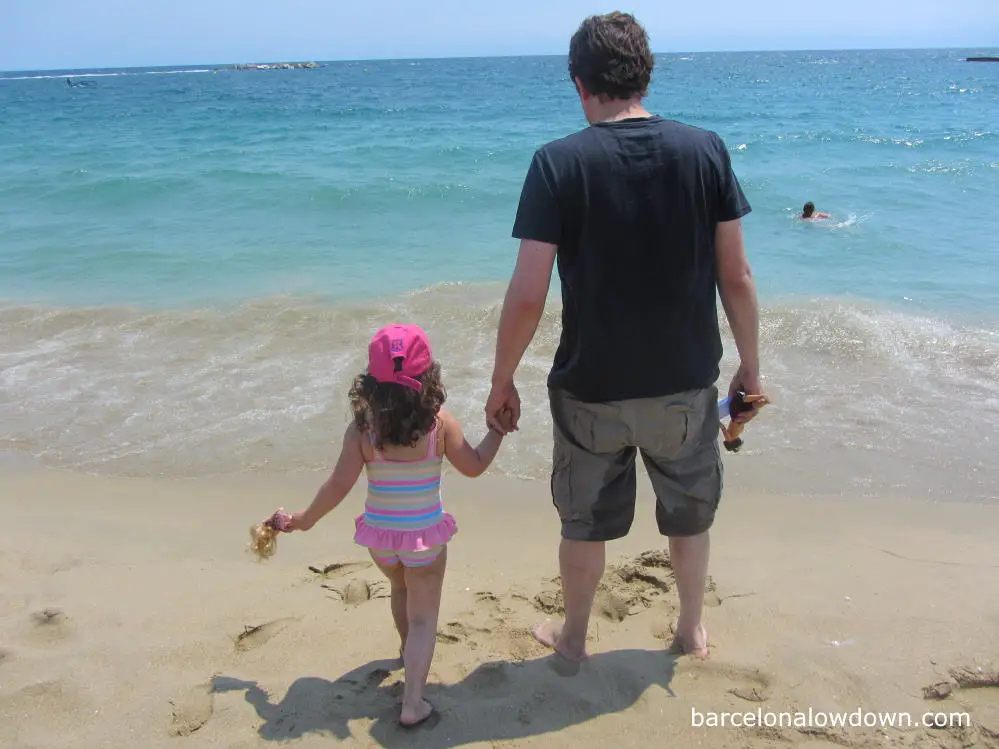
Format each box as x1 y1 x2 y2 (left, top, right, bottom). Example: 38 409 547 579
368 324 432 392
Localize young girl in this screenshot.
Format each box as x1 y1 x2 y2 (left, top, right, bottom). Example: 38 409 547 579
264 323 507 728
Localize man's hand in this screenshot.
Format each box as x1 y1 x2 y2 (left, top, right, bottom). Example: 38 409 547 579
486 380 521 434
491 406 516 435
728 361 762 424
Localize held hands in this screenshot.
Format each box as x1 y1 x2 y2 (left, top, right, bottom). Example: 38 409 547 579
485 379 521 435
490 406 517 435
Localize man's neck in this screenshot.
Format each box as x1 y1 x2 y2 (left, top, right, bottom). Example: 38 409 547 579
590 97 652 124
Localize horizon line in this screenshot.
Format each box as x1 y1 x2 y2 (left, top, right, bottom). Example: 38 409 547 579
2 44 995 75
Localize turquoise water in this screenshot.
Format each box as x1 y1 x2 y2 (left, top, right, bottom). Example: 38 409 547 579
1 50 997 500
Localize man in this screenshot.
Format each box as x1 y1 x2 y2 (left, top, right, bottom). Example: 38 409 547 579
801 201 831 219
485 12 761 662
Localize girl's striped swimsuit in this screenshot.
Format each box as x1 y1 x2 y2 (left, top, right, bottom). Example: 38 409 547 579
353 421 457 566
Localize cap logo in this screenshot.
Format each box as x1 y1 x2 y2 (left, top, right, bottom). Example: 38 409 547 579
389 338 405 355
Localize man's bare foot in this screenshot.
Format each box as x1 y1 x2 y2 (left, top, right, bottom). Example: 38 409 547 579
671 623 709 658
399 698 436 728
531 619 588 662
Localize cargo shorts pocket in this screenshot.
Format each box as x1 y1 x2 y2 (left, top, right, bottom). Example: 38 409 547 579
570 401 629 456
639 402 692 461
550 407 572 517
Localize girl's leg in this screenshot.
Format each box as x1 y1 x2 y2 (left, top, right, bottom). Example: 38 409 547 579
399 546 447 726
368 551 409 656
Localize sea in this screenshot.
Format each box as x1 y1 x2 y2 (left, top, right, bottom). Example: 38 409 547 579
1 50 997 502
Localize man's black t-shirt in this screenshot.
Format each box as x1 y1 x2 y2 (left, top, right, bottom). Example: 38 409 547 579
512 115 751 403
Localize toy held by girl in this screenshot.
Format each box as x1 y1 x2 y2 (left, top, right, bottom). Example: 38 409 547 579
250 323 508 728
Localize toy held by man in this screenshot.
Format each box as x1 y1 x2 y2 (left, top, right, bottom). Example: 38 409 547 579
248 508 292 560
718 390 770 453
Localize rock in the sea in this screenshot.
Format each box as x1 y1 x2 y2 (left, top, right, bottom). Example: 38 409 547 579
230 61 320 71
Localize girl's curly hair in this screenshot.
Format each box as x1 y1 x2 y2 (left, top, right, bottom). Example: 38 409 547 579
349 361 447 450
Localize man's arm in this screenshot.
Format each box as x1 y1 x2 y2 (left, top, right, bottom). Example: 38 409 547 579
487 148 561 432
492 239 557 386
715 218 761 408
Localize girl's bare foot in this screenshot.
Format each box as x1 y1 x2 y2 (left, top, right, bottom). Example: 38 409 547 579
531 619 588 662
399 698 436 728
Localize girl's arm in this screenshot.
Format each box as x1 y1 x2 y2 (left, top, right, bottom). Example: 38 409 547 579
440 409 504 478
288 424 365 531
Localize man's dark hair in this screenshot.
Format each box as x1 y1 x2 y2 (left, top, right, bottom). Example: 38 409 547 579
802 201 815 217
568 12 654 101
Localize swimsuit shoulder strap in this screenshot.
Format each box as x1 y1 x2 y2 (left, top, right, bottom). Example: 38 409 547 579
426 417 439 458
367 429 382 461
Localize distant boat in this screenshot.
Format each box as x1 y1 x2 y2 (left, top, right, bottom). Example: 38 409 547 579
967 57 999 62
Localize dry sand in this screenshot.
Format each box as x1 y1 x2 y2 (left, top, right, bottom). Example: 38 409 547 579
1 468 998 748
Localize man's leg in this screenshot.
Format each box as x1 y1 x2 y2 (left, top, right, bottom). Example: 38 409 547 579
532 539 605 660
669 532 710 656
533 389 635 661
638 387 722 658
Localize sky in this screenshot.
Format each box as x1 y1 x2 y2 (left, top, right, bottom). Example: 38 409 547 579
2 0 998 71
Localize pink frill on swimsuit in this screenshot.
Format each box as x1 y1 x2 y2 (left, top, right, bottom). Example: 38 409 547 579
353 422 457 552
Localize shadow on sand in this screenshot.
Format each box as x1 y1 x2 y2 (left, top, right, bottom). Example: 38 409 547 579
214 648 679 747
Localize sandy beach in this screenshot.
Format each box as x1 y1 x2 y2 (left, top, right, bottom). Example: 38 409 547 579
2 466 997 749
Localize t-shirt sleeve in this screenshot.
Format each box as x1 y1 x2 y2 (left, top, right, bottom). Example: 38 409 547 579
713 133 752 222
511 149 562 245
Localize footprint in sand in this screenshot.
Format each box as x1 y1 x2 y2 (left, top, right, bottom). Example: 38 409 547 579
28 608 71 644
687 661 774 703
591 588 632 623
702 576 755 608
168 682 215 737
337 666 394 695
0 647 11 666
436 591 543 661
472 590 517 623
436 603 498 647
234 617 295 652
436 621 471 645
533 587 564 616
322 577 388 605
308 561 372 579
532 551 677 623
2 678 86 720
634 549 672 569
703 577 723 607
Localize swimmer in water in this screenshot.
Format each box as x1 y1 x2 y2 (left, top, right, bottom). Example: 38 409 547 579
801 201 831 220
